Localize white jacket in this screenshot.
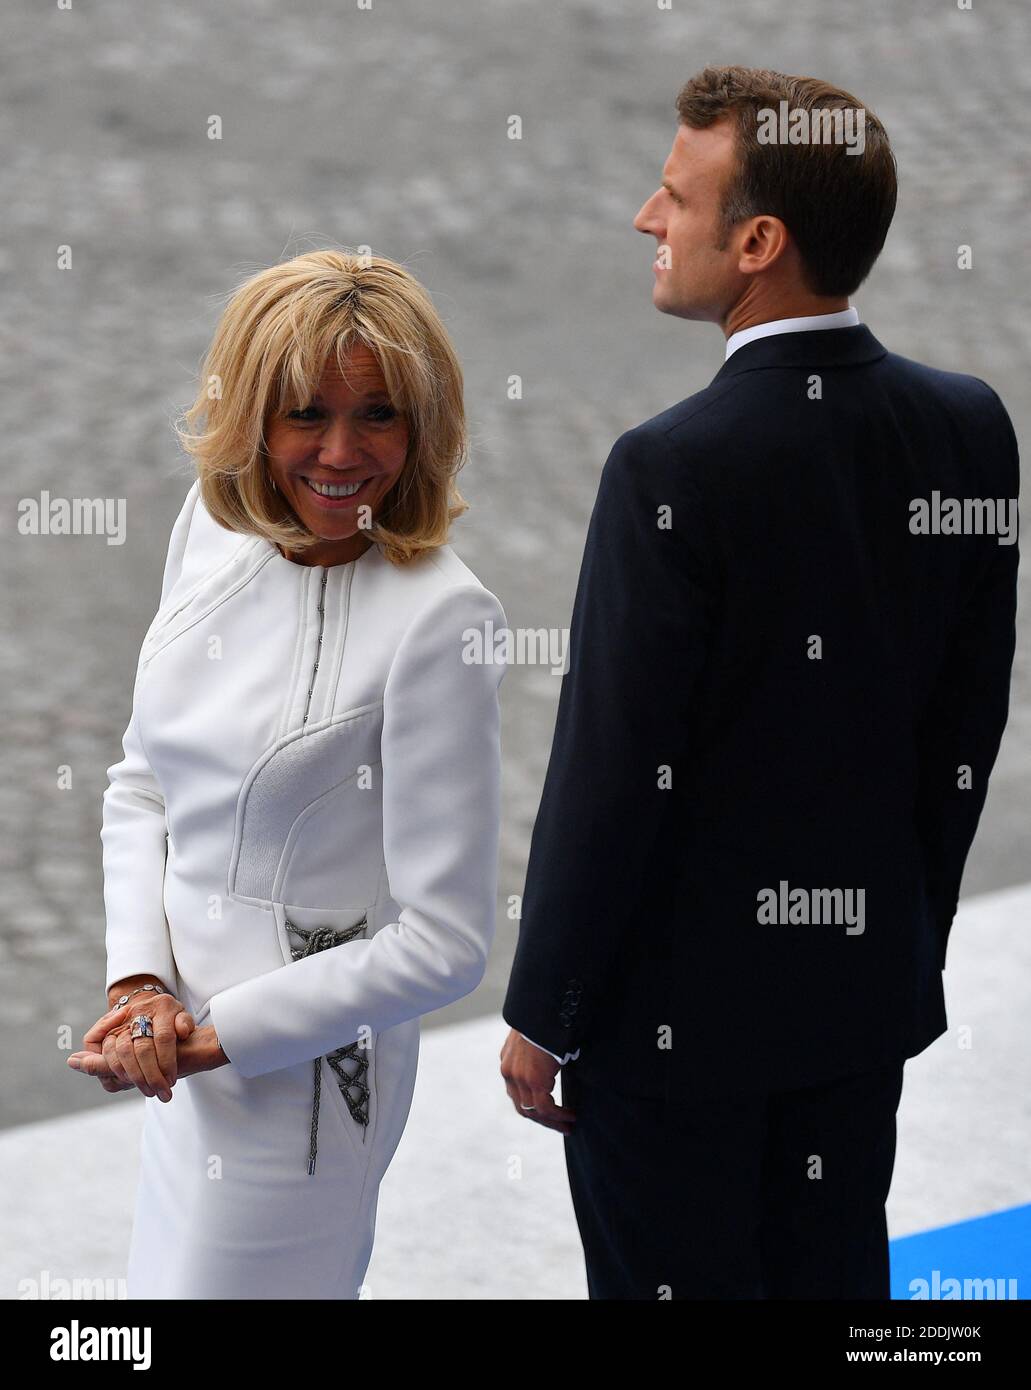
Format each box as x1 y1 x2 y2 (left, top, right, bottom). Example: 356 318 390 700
102 480 508 1081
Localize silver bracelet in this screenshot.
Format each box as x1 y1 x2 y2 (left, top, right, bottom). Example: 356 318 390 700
112 983 168 1009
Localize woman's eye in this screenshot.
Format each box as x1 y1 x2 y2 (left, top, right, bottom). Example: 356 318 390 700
286 405 396 422
284 404 398 426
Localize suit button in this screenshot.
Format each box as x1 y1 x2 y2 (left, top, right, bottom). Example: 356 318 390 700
559 977 583 1028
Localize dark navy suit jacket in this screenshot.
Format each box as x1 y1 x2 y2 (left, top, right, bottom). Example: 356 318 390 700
503 325 1019 1099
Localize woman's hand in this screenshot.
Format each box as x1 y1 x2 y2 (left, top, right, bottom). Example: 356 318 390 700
67 995 196 1100
67 1020 228 1098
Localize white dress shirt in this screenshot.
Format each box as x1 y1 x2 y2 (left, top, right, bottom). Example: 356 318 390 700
519 1033 580 1066
521 308 860 1069
724 306 859 360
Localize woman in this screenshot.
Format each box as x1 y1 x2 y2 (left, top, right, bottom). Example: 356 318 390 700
67 249 509 1299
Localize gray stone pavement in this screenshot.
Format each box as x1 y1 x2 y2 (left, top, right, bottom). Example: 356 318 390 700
1 884 1028 1299
2 1 1030 1131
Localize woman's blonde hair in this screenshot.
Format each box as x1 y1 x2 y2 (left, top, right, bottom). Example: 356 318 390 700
174 248 469 565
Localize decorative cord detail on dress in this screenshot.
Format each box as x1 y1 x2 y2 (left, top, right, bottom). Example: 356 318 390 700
284 915 371 1174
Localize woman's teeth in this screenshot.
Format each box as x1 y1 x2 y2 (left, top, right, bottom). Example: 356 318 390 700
303 477 366 498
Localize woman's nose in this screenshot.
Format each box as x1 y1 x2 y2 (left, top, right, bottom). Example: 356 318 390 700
314 417 363 465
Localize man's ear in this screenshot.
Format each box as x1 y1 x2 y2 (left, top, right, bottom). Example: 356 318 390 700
737 215 791 276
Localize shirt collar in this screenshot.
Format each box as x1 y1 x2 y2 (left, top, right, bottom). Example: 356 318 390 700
724 307 860 361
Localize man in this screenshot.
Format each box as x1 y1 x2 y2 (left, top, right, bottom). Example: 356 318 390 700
500 65 1019 1299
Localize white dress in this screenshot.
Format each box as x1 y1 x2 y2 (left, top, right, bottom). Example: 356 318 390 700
101 481 508 1298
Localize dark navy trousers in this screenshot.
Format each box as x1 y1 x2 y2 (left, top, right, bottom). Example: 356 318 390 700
561 1058 906 1300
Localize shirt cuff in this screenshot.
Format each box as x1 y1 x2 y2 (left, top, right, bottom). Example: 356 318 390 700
519 1032 581 1066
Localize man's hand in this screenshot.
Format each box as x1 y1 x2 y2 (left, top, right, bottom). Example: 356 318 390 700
499 1029 577 1136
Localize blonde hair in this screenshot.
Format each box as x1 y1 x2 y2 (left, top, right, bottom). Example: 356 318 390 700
174 249 469 565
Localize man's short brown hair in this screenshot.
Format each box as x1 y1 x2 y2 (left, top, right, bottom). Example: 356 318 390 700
676 65 897 297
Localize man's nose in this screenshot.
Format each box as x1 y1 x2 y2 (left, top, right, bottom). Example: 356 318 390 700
633 196 662 236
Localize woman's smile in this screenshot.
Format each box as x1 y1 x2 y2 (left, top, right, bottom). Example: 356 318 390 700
263 343 411 563
299 474 375 507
